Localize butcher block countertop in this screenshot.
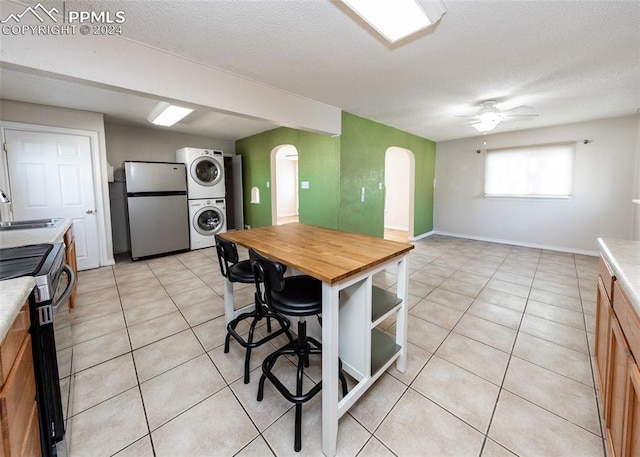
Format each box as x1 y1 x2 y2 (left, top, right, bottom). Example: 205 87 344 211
222 223 414 284
0 217 72 342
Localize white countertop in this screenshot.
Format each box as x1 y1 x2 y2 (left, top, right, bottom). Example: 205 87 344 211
0 276 35 342
0 217 72 249
0 217 72 342
598 238 640 316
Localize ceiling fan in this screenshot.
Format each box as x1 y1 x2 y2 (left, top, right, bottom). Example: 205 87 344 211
457 100 538 132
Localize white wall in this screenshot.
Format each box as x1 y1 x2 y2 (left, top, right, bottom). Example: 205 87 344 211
435 115 639 254
384 147 411 231
633 116 640 240
276 158 298 217
105 122 235 180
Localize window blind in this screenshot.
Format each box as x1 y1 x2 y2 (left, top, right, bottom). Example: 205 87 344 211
484 142 575 198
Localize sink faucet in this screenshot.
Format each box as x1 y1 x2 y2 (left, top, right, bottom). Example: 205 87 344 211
0 188 10 203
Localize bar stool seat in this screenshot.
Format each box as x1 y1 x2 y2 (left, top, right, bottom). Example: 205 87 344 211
215 235 292 384
249 248 348 452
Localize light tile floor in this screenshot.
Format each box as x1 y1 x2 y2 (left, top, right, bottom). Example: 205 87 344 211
58 235 607 456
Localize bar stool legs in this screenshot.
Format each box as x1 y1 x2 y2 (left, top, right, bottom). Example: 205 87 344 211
257 318 348 452
224 293 293 384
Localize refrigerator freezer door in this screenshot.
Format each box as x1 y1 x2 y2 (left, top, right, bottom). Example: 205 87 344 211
124 161 187 193
127 195 189 259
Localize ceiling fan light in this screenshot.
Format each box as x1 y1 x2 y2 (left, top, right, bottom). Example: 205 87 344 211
147 102 194 126
341 0 446 43
472 119 500 132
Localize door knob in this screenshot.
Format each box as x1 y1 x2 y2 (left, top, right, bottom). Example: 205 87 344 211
86 210 94 214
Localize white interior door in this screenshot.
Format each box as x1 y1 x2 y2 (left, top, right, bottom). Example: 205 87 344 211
4 129 100 270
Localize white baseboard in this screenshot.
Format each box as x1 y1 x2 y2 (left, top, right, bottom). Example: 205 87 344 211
431 230 599 257
410 230 435 241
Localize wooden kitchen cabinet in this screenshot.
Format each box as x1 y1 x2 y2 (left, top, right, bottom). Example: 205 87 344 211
595 254 640 457
596 275 612 406
607 317 630 456
0 301 40 457
625 362 640 456
64 224 78 309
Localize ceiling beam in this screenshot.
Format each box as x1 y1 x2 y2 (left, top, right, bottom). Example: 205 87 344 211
0 9 341 136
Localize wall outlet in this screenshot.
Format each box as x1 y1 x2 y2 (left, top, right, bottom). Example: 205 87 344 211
301 181 310 189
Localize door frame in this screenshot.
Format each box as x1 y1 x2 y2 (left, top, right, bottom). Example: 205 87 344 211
0 121 111 268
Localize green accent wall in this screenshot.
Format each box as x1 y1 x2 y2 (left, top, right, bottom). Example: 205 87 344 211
235 112 435 238
340 112 435 237
235 127 340 229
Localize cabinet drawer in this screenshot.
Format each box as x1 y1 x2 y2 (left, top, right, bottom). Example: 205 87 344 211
599 256 616 302
0 305 29 385
613 282 640 362
0 336 36 457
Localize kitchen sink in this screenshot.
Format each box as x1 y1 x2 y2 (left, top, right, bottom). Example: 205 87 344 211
0 218 63 231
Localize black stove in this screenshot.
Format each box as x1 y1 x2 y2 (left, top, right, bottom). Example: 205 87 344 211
0 242 73 457
1 243 66 305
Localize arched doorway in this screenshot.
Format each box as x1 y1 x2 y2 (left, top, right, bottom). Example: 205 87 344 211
271 144 299 225
384 147 415 242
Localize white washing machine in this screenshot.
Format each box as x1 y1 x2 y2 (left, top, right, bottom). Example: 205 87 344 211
176 147 225 199
188 198 226 250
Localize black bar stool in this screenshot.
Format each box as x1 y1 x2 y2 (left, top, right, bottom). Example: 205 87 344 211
249 248 348 452
215 235 293 384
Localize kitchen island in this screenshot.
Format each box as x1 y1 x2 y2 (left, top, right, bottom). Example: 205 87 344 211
595 238 640 457
222 223 414 457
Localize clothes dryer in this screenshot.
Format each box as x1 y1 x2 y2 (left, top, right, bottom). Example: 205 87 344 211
176 147 225 198
188 198 226 250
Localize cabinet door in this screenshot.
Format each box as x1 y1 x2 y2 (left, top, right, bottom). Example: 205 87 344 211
596 276 612 404
607 317 631 457
623 361 640 457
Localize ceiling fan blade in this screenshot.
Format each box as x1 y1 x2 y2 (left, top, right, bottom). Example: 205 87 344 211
502 114 539 121
502 105 534 113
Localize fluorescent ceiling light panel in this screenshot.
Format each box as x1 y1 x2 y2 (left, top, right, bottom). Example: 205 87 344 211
342 0 446 43
148 102 194 126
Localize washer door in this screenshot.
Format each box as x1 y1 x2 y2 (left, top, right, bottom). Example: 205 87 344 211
194 206 225 235
190 156 223 187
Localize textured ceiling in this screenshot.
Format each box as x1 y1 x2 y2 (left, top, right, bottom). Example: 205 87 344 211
1 0 639 141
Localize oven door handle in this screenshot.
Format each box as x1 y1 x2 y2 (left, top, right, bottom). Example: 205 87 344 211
53 264 76 313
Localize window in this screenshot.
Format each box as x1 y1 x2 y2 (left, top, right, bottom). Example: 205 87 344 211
484 142 575 198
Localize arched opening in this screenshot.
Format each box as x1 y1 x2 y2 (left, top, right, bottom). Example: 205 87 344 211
271 144 299 225
250 186 260 204
384 147 415 242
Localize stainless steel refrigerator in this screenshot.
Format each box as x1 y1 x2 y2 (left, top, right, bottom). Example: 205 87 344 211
124 161 190 260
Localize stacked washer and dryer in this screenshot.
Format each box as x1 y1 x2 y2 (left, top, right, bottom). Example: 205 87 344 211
176 148 227 250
